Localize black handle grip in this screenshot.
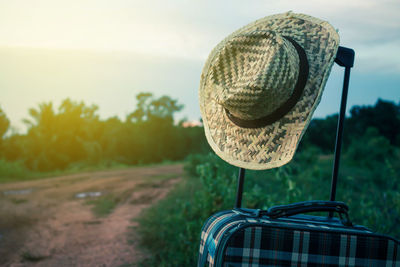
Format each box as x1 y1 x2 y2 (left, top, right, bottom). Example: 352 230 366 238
335 46 355 68
266 201 352 226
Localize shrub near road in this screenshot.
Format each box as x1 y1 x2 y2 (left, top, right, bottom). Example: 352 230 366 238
0 93 208 179
137 135 400 266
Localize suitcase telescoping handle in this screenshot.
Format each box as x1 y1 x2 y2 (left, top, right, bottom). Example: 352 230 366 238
330 46 355 203
235 200 353 226
234 46 355 210
266 200 352 226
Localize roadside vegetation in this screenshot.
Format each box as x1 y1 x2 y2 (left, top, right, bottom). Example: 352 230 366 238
1 93 399 266
0 93 208 182
136 99 400 266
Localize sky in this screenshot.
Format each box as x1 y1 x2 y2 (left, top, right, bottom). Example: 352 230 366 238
0 0 399 132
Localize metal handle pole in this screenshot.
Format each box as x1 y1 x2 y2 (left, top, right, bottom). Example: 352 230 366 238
328 46 354 218
330 66 351 202
235 168 246 208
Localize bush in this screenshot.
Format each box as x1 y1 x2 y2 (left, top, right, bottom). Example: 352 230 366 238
136 177 203 266
136 151 330 266
345 127 393 168
0 158 32 182
137 138 400 266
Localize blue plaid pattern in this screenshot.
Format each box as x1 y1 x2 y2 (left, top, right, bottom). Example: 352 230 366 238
198 211 400 267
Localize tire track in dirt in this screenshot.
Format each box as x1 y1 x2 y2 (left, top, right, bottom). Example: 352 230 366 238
0 164 183 267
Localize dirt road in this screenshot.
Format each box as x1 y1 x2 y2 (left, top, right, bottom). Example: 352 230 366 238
0 164 183 267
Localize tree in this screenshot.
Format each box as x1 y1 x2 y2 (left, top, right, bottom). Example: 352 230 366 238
125 93 185 163
127 93 183 123
22 99 102 171
149 95 183 121
126 93 154 122
347 99 400 146
0 93 208 172
0 107 10 156
300 99 400 153
299 114 338 153
0 106 10 140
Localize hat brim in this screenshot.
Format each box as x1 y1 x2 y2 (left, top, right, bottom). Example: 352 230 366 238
199 12 340 170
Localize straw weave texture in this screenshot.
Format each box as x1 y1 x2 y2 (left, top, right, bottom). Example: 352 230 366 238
199 12 339 170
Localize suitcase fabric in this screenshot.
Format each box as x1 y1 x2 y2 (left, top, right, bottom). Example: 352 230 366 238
197 37 399 267
198 207 400 267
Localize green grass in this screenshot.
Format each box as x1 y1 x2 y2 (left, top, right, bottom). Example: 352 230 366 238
83 220 102 225
10 198 28 204
85 190 133 217
136 178 203 266
148 173 180 181
117 263 137 267
0 158 33 183
86 197 118 217
133 173 180 192
135 145 400 266
0 159 183 184
21 251 48 262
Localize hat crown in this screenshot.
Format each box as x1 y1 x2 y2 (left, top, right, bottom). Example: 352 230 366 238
210 30 300 120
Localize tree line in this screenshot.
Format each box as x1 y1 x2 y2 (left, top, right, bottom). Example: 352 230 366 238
300 99 399 153
0 93 208 172
0 95 398 174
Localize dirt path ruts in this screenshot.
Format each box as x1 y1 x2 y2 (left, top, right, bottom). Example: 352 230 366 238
0 164 183 267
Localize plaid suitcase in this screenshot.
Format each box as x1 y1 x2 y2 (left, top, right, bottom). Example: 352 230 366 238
197 37 400 267
198 201 400 267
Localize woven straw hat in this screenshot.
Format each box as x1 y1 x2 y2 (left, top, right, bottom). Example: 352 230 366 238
199 12 339 170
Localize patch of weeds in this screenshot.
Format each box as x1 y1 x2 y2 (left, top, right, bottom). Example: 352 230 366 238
127 226 138 245
135 178 202 267
134 173 179 191
21 251 48 262
130 194 155 205
83 220 102 225
118 263 137 267
149 173 178 181
134 181 162 191
85 190 132 217
86 197 117 217
0 159 33 183
10 198 28 204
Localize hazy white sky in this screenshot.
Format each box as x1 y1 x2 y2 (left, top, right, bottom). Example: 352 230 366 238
1 0 399 69
0 0 399 131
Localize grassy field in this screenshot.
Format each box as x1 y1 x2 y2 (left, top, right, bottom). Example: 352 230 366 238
136 148 400 266
0 157 182 183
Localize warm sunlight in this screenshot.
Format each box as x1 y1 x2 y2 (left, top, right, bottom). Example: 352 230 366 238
1 0 399 132
0 1 207 58
0 1 399 266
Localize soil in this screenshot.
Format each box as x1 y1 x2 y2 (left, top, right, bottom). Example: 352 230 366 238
0 164 183 267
